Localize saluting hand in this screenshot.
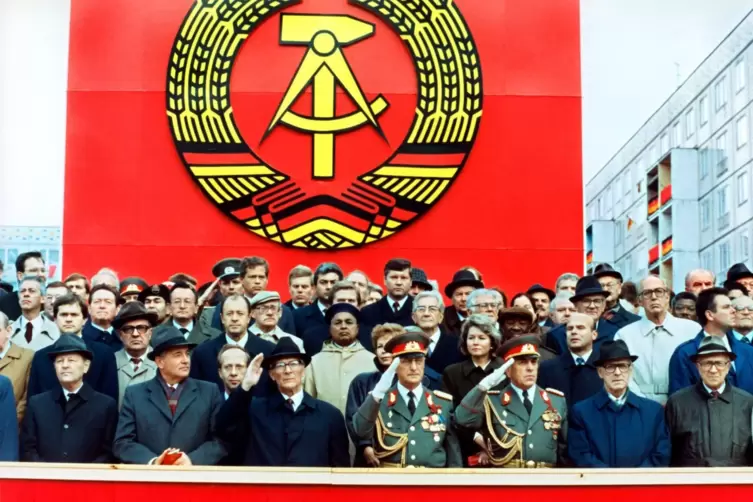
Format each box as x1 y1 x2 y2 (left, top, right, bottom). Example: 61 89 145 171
241 353 264 391
197 278 220 307
372 357 400 401
478 357 515 392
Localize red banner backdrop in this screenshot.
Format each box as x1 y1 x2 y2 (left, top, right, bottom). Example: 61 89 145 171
63 0 582 294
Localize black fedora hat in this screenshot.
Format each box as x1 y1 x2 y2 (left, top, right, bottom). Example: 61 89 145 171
593 340 638 367
727 263 753 283
264 337 311 369
690 336 737 362
47 334 94 361
148 326 196 360
112 301 158 330
570 276 610 303
526 283 555 300
592 263 623 282
411 268 433 291
444 270 484 298
325 302 361 325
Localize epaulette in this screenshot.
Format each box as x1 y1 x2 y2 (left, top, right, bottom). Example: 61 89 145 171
433 389 453 402
545 387 564 397
487 390 501 395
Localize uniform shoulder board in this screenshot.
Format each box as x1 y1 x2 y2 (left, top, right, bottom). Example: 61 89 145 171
487 390 501 395
545 387 565 398
433 390 454 402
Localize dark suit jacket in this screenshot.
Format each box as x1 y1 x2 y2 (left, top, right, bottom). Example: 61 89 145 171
360 296 414 333
0 375 18 461
0 291 20 322
602 303 641 330
426 330 464 374
21 383 117 463
113 377 227 464
216 387 350 467
212 300 296 335
537 352 603 411
545 320 619 356
441 305 466 335
293 302 326 339
190 333 276 395
28 337 118 402
82 320 123 353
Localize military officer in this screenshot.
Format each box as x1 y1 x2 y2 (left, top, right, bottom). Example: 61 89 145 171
455 335 568 467
352 332 462 468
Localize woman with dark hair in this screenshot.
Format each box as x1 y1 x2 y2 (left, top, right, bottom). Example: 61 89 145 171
441 315 504 466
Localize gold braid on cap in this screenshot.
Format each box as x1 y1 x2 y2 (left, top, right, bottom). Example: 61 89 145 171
482 397 524 467
375 414 409 465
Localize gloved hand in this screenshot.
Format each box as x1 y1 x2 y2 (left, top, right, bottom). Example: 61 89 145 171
372 357 400 401
478 357 515 392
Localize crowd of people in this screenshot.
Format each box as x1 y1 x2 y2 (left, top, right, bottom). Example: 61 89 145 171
0 250 752 468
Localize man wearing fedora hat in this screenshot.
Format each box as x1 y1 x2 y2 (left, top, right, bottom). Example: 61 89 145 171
456 335 568 468
215 337 350 466
352 331 461 468
360 259 415 333
410 268 433 297
442 269 484 335
114 326 227 465
527 284 556 329
726 263 753 295
27 293 119 403
112 301 159 408
21 334 118 463
669 287 753 396
666 336 753 466
592 264 641 330
545 276 619 356
568 340 670 467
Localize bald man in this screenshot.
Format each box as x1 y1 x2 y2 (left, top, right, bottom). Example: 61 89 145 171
685 269 715 296
538 312 602 412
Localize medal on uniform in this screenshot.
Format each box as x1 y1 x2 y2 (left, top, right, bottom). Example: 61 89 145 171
387 422 392 427
388 410 393 419
433 434 440 442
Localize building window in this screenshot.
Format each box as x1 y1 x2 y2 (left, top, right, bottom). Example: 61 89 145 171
736 59 746 93
742 231 750 263
660 133 669 154
719 241 731 274
700 147 709 179
701 250 713 271
737 114 749 149
715 76 728 111
604 186 612 215
673 122 681 147
717 132 728 172
624 169 631 195
685 108 695 138
597 196 603 218
718 185 730 216
701 199 711 230
700 95 709 125
739 171 749 205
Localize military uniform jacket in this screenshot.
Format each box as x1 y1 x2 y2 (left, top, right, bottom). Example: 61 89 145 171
352 385 462 468
455 383 568 467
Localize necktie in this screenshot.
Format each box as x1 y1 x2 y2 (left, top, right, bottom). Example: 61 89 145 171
167 385 178 415
131 357 141 373
65 393 79 415
407 391 416 416
179 328 189 336
741 337 751 345
427 343 434 358
24 322 33 343
575 357 585 366
393 301 400 313
711 390 720 399
286 398 295 412
522 389 533 415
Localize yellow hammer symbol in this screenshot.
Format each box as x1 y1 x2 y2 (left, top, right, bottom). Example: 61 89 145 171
264 14 389 179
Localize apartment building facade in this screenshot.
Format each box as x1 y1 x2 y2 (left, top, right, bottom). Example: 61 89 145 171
585 12 753 291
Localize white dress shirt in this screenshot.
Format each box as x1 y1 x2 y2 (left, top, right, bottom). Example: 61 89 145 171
317 301 328 317
570 350 592 365
614 313 700 404
11 314 60 351
62 382 84 401
703 382 726 396
607 390 627 407
397 382 423 409
509 382 536 407
388 295 408 312
225 332 249 347
427 328 441 355
732 330 753 344
173 320 194 337
0 342 11 360
282 389 304 411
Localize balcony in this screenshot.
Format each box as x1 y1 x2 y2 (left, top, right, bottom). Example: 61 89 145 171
660 184 672 206
648 197 660 217
586 250 593 265
661 236 673 257
649 244 660 265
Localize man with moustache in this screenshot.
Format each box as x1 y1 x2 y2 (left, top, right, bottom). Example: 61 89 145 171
672 292 698 321
361 258 415 330
216 338 349 466
21 335 118 463
304 303 375 414
666 336 753 466
28 293 118 402
138 284 171 325
568 340 670 467
527 284 556 328
669 287 753 396
538 313 602 411
593 264 641 330
113 302 158 408
81 284 122 352
352 331 461 468
412 291 463 374
456 335 568 467
442 270 484 335
190 294 275 395
614 275 700 405
10 276 59 351
114 327 227 465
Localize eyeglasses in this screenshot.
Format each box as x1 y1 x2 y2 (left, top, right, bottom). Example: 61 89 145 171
640 288 668 298
698 360 730 371
603 363 631 374
120 325 150 335
255 304 279 313
581 299 604 307
600 281 619 289
271 360 304 371
471 303 500 311
415 306 440 313
734 305 753 312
